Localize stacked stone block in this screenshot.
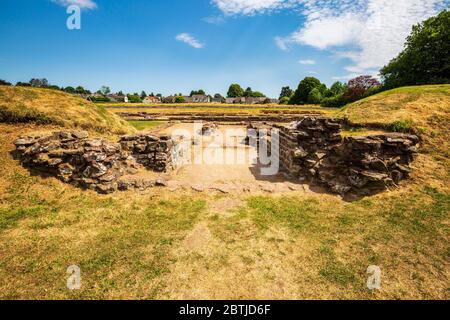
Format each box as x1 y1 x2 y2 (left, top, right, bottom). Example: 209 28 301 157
120 133 175 172
268 116 419 198
14 130 182 194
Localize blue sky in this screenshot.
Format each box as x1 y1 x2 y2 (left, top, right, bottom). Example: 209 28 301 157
0 0 448 97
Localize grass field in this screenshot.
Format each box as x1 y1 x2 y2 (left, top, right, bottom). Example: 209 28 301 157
0 85 449 299
128 120 167 131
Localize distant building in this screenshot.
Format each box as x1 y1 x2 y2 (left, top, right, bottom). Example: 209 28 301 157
226 97 243 104
86 93 105 101
107 94 128 103
225 97 271 104
162 96 176 103
211 97 223 104
184 94 211 103
143 96 161 104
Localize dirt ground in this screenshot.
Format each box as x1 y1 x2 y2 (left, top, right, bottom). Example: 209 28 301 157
157 123 309 194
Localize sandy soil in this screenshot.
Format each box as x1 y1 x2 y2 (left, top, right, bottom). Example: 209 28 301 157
156 123 305 193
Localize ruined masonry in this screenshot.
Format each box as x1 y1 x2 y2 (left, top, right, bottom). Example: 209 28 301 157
14 116 420 197
269 116 419 199
14 131 187 194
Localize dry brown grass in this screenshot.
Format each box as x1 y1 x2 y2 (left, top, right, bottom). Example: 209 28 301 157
0 85 449 300
0 86 135 135
340 85 450 129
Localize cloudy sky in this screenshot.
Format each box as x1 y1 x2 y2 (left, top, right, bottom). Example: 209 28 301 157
0 0 448 96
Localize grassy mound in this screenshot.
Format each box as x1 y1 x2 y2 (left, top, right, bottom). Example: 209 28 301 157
340 85 449 132
0 86 135 134
340 85 450 163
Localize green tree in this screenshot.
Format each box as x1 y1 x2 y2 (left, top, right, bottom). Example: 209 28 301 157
0 79 12 86
279 86 293 99
190 89 206 96
327 81 346 97
289 77 323 105
64 86 76 93
48 85 61 91
243 87 252 97
29 78 49 88
174 96 186 103
321 94 347 108
251 91 265 97
213 93 225 102
75 86 86 94
279 96 290 105
307 88 323 104
127 94 142 103
381 9 450 88
16 82 31 87
100 86 111 96
227 84 244 98
140 91 147 100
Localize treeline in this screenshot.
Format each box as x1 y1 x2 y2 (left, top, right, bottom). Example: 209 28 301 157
0 79 163 103
0 78 94 95
279 75 381 108
279 9 449 107
226 84 266 98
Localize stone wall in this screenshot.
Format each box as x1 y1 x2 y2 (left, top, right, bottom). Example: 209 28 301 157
14 131 185 194
273 117 343 180
14 116 420 198
267 116 419 199
120 133 176 172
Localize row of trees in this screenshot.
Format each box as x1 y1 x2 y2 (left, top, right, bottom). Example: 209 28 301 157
0 79 167 104
278 75 381 107
227 84 266 98
0 78 97 95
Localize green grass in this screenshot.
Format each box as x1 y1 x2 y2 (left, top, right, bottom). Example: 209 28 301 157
128 120 166 131
385 120 415 133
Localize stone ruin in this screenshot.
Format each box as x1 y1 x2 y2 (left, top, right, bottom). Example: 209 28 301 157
120 133 176 172
13 116 420 199
267 116 419 199
14 131 187 194
200 122 218 136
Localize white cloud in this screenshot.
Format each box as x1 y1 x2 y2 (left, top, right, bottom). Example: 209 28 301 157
51 0 97 10
274 36 289 51
212 0 292 15
213 0 449 74
287 0 449 73
203 15 226 25
175 33 205 49
332 70 380 81
299 59 315 65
